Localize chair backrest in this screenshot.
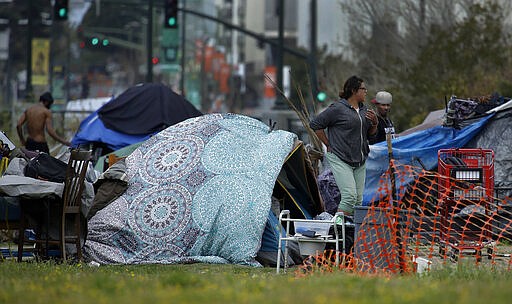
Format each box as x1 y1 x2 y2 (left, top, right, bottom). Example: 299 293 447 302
62 149 91 213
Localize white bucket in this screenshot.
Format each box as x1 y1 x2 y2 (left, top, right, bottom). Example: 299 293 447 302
414 257 431 274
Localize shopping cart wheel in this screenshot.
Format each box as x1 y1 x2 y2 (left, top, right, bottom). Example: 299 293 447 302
487 248 493 259
449 248 459 262
439 245 446 256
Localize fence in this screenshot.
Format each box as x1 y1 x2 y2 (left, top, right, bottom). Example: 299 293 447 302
298 160 512 276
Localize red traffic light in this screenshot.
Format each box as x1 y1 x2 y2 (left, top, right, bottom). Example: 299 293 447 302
152 57 159 65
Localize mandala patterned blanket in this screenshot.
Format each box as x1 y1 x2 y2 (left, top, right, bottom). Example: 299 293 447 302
84 114 297 265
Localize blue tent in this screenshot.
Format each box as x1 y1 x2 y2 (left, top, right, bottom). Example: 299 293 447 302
71 83 202 152
71 110 151 151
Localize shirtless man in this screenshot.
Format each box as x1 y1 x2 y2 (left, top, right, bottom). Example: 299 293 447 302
16 92 71 153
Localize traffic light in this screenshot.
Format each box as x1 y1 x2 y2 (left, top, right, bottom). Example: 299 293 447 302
54 0 69 21
317 91 327 102
164 0 178 28
91 37 99 46
89 37 109 47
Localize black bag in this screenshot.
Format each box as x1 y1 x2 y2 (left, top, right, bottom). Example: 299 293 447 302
24 153 68 183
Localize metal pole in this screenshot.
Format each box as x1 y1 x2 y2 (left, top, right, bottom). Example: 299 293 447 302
6 26 14 132
200 38 206 111
146 0 153 83
65 28 71 103
273 0 286 109
180 0 186 95
310 0 318 101
26 0 33 99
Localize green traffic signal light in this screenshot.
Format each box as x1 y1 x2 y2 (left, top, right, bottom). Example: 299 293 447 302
102 39 109 46
91 37 99 46
165 0 178 28
54 0 69 21
167 17 177 27
317 91 327 102
58 8 67 18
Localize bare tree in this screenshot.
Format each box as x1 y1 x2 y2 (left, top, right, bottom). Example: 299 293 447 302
341 0 510 84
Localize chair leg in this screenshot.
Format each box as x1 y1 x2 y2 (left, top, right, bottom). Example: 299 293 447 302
76 213 82 261
61 213 83 262
44 200 50 260
61 213 66 262
17 209 25 262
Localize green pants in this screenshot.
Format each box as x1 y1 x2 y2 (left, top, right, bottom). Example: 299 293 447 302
325 152 366 215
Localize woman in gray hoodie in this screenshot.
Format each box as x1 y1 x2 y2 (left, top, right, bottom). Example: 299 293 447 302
310 75 378 215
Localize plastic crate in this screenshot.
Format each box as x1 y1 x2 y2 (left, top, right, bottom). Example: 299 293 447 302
294 221 331 236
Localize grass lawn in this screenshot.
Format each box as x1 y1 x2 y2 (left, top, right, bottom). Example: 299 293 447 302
1 259 512 304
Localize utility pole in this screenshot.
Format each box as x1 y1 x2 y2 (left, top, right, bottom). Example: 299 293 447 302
180 0 186 95
273 0 286 109
146 0 153 83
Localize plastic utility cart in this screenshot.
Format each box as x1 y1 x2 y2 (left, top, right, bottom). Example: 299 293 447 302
437 148 495 261
276 210 348 273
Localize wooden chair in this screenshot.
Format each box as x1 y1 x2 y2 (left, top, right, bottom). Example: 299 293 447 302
17 149 91 262
60 149 91 262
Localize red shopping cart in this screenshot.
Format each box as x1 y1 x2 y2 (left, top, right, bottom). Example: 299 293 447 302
437 148 495 261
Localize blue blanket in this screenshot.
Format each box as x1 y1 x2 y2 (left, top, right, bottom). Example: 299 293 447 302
84 114 296 265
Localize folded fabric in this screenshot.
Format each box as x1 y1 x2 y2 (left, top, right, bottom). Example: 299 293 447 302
0 175 63 199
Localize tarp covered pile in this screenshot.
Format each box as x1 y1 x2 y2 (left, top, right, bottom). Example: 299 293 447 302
363 95 512 205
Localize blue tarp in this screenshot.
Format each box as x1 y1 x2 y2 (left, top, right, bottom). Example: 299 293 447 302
363 113 494 205
71 110 152 151
71 83 202 151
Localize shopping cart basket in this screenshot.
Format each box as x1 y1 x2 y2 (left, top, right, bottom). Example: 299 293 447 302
437 148 494 261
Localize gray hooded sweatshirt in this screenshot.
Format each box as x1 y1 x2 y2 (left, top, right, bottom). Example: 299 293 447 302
309 98 373 167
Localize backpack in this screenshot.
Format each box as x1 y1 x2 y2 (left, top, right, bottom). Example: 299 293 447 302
24 153 68 183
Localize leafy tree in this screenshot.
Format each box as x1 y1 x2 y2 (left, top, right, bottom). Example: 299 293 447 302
403 2 511 126
340 0 512 131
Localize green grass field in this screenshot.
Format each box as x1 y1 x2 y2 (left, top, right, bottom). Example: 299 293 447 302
1 260 512 304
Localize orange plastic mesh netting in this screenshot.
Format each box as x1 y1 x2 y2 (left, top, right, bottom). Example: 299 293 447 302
297 159 512 277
